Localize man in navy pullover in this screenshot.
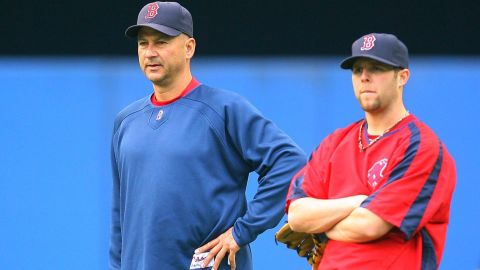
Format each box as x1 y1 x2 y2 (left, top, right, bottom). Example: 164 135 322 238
109 2 306 270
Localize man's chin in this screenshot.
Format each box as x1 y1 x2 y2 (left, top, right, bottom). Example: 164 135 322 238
357 96 377 110
360 103 381 113
146 74 166 84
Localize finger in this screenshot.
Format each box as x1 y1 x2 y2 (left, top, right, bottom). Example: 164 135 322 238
212 247 228 270
202 243 223 268
195 238 220 254
228 250 236 270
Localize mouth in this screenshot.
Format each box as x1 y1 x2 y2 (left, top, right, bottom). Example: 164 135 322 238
145 63 162 69
360 90 376 94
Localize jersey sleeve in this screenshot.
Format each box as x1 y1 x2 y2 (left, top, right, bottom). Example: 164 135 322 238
361 124 457 240
224 96 307 246
285 131 340 212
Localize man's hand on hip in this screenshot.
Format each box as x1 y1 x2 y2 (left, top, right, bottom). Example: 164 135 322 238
195 227 240 270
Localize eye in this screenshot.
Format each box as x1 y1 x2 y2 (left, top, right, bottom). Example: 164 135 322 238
371 65 392 72
352 67 363 74
156 39 168 45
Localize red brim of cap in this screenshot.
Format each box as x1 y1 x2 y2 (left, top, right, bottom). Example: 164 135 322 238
125 23 182 38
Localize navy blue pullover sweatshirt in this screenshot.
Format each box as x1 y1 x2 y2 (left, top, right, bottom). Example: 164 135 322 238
110 83 306 270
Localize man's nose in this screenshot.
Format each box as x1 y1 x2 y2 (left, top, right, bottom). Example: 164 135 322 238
360 69 370 82
143 44 158 57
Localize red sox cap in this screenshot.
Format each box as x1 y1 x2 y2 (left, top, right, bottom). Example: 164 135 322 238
125 1 193 38
340 33 409 69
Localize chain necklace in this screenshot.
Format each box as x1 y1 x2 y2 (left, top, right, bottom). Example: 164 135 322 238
358 113 410 152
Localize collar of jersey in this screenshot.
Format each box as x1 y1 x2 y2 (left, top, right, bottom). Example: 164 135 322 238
150 77 200 106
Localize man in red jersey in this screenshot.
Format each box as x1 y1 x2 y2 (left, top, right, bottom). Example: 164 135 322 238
286 33 456 269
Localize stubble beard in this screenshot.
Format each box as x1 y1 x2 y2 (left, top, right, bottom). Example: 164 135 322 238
147 62 185 87
358 95 382 113
145 68 172 87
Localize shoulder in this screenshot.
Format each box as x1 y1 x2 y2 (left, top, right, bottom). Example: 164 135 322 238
401 116 456 186
113 95 151 133
333 120 361 138
324 120 361 147
403 117 442 150
397 116 456 166
310 120 361 159
188 84 252 105
185 84 260 117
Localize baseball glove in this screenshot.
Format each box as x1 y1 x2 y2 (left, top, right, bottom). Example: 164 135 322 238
275 222 327 270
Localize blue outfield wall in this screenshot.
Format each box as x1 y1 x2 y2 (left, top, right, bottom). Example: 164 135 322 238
0 57 478 269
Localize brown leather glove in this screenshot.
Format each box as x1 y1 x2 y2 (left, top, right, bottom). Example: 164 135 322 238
275 223 328 270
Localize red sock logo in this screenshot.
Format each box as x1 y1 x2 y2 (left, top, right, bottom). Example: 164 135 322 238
145 3 159 19
361 34 376 51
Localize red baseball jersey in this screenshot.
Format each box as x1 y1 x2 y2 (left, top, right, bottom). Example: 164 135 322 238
286 115 456 269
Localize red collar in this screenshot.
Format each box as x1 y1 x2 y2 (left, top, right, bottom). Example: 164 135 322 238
150 77 200 106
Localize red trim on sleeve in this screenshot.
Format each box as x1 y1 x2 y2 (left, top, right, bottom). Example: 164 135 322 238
150 77 201 106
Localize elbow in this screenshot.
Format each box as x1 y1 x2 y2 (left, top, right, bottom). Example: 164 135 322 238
288 213 329 233
358 222 391 241
327 220 386 243
287 212 305 232
287 202 308 232
287 199 329 233
354 226 384 242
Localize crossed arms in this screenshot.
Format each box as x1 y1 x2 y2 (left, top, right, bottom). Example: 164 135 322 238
288 195 393 243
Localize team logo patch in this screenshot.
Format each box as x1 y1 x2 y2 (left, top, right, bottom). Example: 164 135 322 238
367 158 388 188
361 34 376 51
156 109 164 120
145 3 159 19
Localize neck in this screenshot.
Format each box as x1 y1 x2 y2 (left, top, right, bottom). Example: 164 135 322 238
365 106 409 135
152 70 192 102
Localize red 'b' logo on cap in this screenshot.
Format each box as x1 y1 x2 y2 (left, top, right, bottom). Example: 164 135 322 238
361 34 376 51
145 3 159 19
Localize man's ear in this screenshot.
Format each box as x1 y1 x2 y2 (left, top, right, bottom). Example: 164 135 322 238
398 68 410 87
185 37 196 59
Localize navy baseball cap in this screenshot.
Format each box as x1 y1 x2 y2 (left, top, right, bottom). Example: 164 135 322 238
125 1 193 38
340 33 409 69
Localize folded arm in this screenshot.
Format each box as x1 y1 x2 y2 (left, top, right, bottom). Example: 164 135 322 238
287 195 367 233
325 207 393 243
